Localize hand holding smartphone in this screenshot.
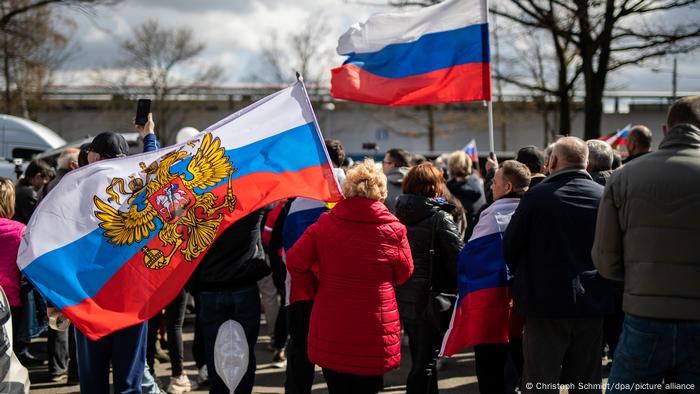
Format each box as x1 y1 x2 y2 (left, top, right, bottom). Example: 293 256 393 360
135 99 151 126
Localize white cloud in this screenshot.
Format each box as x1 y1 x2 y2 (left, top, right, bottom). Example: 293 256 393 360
54 0 699 92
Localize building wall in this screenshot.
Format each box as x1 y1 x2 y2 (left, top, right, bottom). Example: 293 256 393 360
33 100 670 155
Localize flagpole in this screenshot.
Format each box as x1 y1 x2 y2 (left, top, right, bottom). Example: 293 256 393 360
486 0 495 154
487 100 495 153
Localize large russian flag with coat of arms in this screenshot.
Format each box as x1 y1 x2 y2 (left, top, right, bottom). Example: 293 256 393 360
18 81 343 340
331 0 491 106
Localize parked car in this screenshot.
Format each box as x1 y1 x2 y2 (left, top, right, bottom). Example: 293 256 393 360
34 133 142 167
0 115 65 179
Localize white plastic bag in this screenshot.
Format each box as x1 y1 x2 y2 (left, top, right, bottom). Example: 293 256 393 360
214 320 249 393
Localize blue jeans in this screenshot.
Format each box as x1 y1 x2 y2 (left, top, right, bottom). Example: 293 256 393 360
198 285 260 394
74 322 148 394
17 282 47 356
607 314 700 393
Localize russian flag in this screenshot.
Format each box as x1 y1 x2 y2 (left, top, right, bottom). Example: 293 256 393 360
282 198 331 305
18 81 344 340
462 138 479 164
331 0 491 106
441 197 519 357
599 124 631 148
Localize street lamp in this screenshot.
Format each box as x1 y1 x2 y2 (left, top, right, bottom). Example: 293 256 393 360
651 57 677 101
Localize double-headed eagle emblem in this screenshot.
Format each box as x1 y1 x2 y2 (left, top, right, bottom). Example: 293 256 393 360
93 133 237 270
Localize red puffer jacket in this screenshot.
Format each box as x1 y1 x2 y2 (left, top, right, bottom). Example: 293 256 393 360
286 196 414 376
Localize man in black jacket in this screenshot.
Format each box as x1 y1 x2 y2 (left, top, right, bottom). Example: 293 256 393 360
622 125 652 164
503 137 612 394
190 210 270 394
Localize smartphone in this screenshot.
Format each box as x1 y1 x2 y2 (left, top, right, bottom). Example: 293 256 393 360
135 99 151 126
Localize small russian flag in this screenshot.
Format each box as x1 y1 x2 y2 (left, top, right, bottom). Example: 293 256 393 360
462 139 479 164
599 124 631 148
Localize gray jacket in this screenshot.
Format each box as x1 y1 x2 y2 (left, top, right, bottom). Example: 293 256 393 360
384 167 408 214
592 124 700 320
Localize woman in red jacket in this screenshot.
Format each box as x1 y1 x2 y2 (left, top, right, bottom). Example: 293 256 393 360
286 159 414 394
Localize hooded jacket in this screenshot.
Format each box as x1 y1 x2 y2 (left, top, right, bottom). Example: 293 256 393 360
593 124 700 320
286 196 413 376
394 194 463 320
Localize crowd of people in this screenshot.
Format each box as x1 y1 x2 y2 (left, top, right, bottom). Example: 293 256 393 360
0 96 698 394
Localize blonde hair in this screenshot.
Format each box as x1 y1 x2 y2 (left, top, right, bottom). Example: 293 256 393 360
0 177 16 219
342 159 388 201
448 150 472 178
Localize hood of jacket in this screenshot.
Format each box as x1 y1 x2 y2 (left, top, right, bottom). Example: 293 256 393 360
394 194 455 226
386 167 409 186
330 196 398 224
659 124 700 150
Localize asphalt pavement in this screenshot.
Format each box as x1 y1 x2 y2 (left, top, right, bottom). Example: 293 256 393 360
26 313 482 393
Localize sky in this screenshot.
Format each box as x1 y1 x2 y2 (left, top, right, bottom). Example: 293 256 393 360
54 0 700 93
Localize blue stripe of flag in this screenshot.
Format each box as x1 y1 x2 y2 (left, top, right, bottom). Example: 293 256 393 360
343 23 489 79
457 232 509 300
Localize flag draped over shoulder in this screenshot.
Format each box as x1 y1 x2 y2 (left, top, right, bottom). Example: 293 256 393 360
18 81 344 340
441 197 519 357
331 0 491 106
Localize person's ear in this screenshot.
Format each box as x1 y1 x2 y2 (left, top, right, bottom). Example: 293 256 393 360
549 155 558 172
662 124 669 136
505 181 513 195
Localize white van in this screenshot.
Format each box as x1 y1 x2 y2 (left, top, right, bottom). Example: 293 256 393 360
0 114 65 179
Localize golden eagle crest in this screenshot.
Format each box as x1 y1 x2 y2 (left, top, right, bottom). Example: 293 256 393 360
93 133 237 270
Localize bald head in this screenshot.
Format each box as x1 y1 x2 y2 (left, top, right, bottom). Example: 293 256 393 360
627 125 652 157
57 148 80 170
550 137 588 173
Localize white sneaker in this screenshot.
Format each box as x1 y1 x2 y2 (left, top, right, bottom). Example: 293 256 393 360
166 375 192 394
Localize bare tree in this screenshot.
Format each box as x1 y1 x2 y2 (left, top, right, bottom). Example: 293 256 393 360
0 0 113 116
497 0 700 139
115 19 223 142
0 0 118 29
493 2 581 136
255 14 333 90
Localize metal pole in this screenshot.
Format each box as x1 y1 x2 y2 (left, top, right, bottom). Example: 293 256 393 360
488 100 495 153
672 58 677 102
486 0 495 153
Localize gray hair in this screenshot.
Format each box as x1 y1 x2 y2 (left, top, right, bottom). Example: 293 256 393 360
586 140 614 172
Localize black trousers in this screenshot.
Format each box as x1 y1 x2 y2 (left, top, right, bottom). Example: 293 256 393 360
146 289 188 376
403 319 442 394
322 368 382 394
474 339 523 394
522 317 604 394
273 288 288 350
285 300 315 394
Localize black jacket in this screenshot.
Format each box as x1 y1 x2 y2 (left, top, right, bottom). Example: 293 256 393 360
590 169 614 186
189 209 270 293
394 195 463 315
446 176 486 222
12 183 39 225
503 169 613 317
